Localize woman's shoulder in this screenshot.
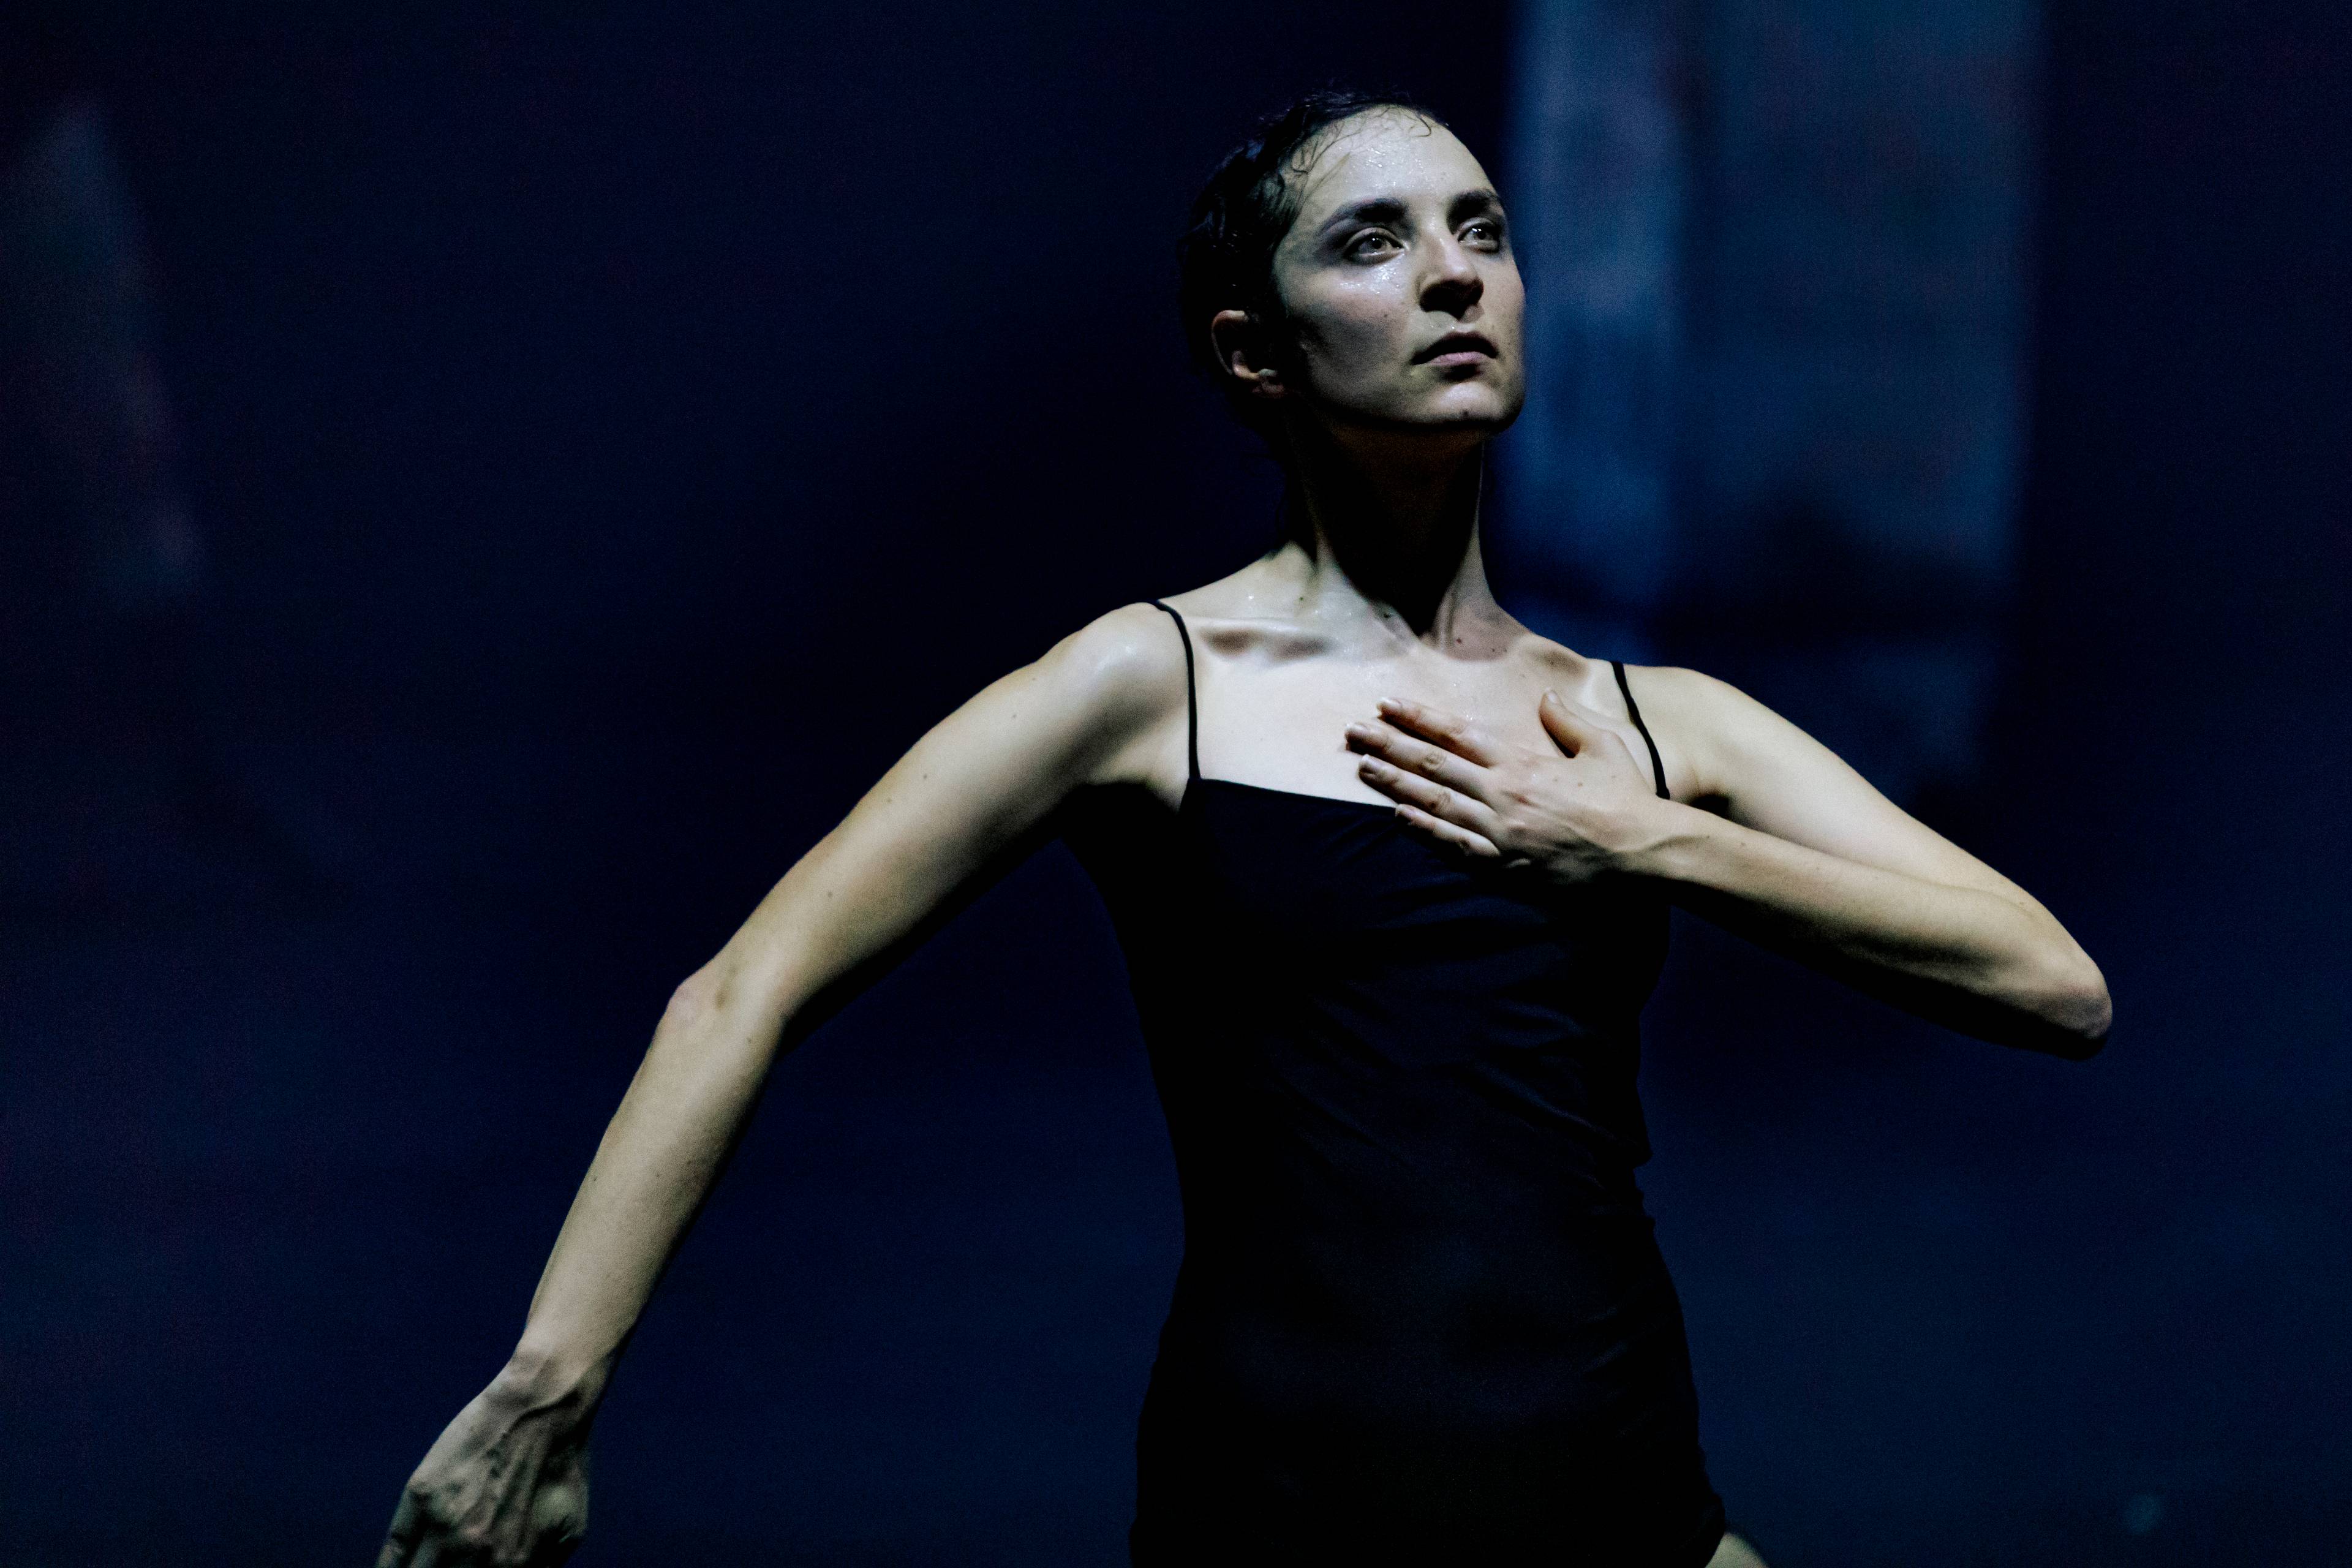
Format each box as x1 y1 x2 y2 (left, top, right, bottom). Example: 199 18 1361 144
979 602 1196 801
1607 662 1779 737
1039 601 1194 720
1041 551 1313 708
1593 660 1833 804
1500 635 1768 786
1145 557 1289 622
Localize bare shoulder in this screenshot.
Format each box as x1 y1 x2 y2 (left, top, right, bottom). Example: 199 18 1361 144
1615 663 1768 736
1605 664 1821 804
1039 601 1189 710
1610 662 2051 908
1030 600 1194 793
1623 662 1846 750
1144 560 1327 660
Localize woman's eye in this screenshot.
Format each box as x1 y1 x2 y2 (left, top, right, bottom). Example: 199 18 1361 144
1463 220 1504 247
1347 231 1400 258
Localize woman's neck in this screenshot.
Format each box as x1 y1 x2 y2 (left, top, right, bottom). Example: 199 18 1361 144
1276 431 1507 647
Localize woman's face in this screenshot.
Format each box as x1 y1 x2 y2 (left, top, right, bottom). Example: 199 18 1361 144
1259 110 1526 445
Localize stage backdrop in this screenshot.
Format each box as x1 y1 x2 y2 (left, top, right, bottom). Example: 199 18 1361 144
1501 0 2035 802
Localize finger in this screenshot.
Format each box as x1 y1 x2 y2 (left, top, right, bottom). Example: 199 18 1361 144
1356 755 1501 837
377 1494 423 1568
1372 698 1502 765
537 1468 590 1565
1544 688 1648 770
531 1492 587 1566
1537 688 1610 755
1392 801 1501 859
1345 720 1491 800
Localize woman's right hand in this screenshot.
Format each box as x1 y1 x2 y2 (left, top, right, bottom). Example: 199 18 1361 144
375 1361 596 1567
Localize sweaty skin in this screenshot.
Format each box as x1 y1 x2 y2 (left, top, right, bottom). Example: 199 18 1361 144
378 109 2101 1568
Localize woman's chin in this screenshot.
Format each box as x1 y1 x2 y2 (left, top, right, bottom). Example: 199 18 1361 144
1409 399 1521 442
1412 380 1523 431
1306 387 1524 452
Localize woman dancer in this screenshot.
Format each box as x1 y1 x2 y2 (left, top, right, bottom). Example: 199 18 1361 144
378 91 2108 1567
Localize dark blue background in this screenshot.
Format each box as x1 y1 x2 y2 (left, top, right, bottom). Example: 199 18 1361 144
3 2 2345 1563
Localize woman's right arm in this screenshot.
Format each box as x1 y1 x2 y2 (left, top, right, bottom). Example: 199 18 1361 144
377 604 1185 1568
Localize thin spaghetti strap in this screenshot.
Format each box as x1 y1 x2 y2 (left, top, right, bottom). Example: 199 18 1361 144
1148 600 1202 781
1611 660 1670 801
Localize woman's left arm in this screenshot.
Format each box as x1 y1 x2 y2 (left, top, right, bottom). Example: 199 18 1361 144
1347 670 2110 1059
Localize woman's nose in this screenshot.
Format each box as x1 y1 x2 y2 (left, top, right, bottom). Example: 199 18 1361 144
1421 237 1483 314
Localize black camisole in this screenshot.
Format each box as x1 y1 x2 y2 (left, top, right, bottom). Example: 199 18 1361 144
1059 601 1726 1565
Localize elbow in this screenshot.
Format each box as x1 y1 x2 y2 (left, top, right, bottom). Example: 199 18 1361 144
2033 949 2112 1061
661 960 760 1040
663 965 723 1032
2051 989 2111 1061
661 951 805 1050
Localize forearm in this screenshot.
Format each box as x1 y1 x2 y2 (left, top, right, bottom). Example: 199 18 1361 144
1627 804 2109 1055
375 1000 786 1568
491 801 998 1406
503 960 806 1402
486 679 1095 1403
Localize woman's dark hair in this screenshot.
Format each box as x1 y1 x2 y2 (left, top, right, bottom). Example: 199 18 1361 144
1177 89 1447 452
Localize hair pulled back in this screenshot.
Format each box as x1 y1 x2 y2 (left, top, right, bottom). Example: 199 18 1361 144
1177 89 1447 456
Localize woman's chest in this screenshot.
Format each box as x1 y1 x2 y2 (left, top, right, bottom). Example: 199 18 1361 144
1172 784 1667 992
1186 649 1583 808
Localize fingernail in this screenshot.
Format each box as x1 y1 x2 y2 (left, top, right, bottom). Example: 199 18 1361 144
1543 688 1559 703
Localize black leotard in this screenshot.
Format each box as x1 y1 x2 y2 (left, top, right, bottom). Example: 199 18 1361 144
1060 601 1725 1565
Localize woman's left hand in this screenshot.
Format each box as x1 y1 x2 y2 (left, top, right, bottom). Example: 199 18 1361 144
1344 690 1675 887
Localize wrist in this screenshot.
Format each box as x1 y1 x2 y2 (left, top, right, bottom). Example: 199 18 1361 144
1608 796 1708 881
497 1337 617 1414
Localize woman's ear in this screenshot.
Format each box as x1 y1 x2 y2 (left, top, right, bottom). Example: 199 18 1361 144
1208 307 1287 399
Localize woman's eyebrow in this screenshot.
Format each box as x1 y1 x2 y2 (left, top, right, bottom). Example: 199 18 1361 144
1315 197 1409 239
1449 187 1504 222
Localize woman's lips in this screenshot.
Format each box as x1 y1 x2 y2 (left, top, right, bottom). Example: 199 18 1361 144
1414 333 1498 366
